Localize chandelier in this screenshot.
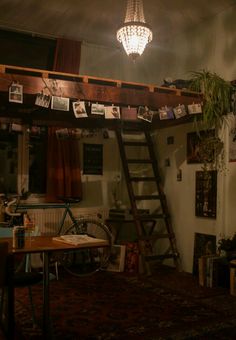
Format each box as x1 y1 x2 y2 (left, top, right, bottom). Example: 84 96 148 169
117 0 153 61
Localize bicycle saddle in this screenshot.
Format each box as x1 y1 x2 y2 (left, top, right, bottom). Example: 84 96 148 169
57 197 81 204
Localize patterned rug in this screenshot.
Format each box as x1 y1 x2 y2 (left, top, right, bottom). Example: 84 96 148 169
14 266 236 339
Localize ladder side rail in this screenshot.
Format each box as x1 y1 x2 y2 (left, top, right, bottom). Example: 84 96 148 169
144 131 180 264
144 132 168 210
115 129 143 236
115 128 181 272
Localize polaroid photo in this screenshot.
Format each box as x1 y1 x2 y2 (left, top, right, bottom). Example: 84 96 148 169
173 104 187 119
35 93 51 108
51 96 70 111
9 83 23 103
73 101 88 118
91 103 105 115
137 106 153 123
121 107 137 120
105 106 120 119
187 103 202 115
159 106 174 120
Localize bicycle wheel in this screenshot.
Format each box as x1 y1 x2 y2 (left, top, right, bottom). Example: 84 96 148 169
61 219 112 277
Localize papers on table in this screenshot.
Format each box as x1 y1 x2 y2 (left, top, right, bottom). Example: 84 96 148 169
53 234 108 247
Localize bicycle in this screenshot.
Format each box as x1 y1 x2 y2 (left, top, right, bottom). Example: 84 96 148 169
53 197 113 277
1 195 113 277
0 193 30 272
0 194 25 228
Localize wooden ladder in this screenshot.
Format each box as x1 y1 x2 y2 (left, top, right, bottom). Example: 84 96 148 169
115 127 181 274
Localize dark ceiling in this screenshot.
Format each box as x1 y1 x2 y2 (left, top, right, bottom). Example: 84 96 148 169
0 0 235 48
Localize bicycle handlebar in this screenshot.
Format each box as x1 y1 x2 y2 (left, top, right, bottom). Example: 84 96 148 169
2 196 22 217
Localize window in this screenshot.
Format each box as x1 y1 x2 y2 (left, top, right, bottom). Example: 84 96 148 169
0 130 18 193
0 125 47 195
29 127 48 194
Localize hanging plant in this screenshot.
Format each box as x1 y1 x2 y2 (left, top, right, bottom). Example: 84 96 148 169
190 70 234 172
190 70 233 130
198 134 225 172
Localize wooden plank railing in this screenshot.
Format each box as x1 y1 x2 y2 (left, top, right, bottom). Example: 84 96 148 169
0 64 202 129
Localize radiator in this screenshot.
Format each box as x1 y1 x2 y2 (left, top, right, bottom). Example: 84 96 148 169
27 206 109 236
27 206 109 269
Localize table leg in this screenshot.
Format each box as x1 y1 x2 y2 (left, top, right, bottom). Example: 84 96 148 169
6 254 14 339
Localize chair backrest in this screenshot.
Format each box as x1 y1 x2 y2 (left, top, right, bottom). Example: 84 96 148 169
0 241 9 287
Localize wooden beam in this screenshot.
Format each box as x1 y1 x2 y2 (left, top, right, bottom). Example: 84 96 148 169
0 92 200 130
0 64 203 130
0 72 201 108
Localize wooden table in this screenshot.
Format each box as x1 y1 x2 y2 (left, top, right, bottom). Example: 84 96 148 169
4 235 109 339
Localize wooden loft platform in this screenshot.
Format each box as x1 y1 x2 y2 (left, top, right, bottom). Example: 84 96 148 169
0 64 202 130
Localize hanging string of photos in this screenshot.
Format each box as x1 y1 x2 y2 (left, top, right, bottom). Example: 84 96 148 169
5 81 203 133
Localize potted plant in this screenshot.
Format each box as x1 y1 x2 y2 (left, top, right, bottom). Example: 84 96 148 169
218 233 236 259
190 70 233 130
198 133 225 172
190 70 234 171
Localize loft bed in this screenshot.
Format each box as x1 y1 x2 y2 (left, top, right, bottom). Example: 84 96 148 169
0 64 202 131
0 65 201 270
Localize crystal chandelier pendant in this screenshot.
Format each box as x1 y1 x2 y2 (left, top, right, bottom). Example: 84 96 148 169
117 0 153 61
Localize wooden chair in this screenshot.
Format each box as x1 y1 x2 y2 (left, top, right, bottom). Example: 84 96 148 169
0 241 43 339
0 241 14 339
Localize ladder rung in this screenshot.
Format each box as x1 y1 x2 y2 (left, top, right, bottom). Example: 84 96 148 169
137 213 166 220
134 195 160 200
116 129 180 272
130 177 156 182
139 233 174 241
123 141 148 146
145 253 179 262
127 159 152 164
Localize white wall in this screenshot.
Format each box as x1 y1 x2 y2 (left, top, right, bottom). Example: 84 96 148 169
80 5 236 85
78 5 236 273
164 4 236 81
77 130 123 209
151 5 236 272
152 122 227 272
80 41 179 86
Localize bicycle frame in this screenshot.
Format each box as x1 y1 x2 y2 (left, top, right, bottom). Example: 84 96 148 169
57 203 80 236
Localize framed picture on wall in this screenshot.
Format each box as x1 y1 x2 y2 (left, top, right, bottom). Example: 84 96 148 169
83 143 103 175
195 170 217 218
187 130 215 164
192 232 216 275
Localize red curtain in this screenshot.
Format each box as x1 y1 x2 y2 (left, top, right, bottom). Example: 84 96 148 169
53 38 81 74
45 128 83 202
46 38 83 202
